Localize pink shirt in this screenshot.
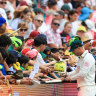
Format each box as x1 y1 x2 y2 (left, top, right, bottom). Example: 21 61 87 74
45 28 62 47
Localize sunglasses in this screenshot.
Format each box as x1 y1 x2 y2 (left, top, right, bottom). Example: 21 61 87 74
53 23 60 26
36 19 43 23
0 1 7 4
20 29 27 31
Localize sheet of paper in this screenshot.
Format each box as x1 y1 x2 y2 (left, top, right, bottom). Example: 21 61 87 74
34 64 39 74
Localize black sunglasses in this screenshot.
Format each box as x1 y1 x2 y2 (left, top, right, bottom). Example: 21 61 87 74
36 19 43 23
53 23 60 26
20 29 27 31
0 1 7 4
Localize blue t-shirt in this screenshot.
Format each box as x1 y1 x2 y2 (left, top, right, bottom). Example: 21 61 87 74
0 64 6 75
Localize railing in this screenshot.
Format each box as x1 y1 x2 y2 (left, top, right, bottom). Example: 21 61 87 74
0 83 78 96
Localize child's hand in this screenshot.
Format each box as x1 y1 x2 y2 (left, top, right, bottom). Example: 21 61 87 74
50 60 57 65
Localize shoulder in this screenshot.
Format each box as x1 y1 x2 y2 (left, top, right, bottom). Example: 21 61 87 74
84 52 95 63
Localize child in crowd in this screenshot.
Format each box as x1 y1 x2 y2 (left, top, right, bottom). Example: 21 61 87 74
0 47 8 75
6 52 16 74
18 55 31 75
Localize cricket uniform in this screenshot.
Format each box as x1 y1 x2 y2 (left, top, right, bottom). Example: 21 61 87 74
67 50 96 96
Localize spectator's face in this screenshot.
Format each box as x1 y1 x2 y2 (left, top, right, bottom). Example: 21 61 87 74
70 13 78 22
0 23 7 34
34 17 43 28
64 23 72 34
84 41 92 51
18 27 28 37
51 20 60 31
24 12 31 20
51 5 58 12
76 31 85 37
72 47 82 56
0 0 6 9
40 44 46 52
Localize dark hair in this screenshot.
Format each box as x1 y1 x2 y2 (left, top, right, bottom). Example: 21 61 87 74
75 3 82 9
18 55 29 65
64 22 72 27
81 21 88 28
48 0 57 8
0 35 11 48
58 48 65 51
0 47 8 59
22 8 31 15
34 35 47 47
68 10 78 20
6 52 16 65
21 8 31 18
51 48 59 53
57 11 65 18
52 18 59 24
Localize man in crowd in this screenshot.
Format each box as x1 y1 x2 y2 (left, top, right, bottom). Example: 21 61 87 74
44 18 62 48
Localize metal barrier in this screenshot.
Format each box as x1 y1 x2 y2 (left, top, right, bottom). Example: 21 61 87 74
0 83 78 96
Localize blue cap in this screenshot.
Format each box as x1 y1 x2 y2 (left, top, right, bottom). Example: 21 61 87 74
0 17 6 26
79 7 93 21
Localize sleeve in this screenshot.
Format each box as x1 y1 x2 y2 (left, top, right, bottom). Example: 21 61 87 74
69 59 94 80
67 68 77 76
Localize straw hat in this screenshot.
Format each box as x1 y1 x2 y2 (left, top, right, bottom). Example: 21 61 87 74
81 34 91 42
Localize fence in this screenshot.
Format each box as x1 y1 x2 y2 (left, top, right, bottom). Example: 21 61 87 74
0 83 78 96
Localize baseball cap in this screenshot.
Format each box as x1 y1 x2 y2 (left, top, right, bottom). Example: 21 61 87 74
77 26 86 32
10 37 22 48
61 4 71 11
69 40 84 52
21 48 31 55
25 49 38 59
33 8 44 14
29 31 40 38
25 39 34 46
0 17 6 26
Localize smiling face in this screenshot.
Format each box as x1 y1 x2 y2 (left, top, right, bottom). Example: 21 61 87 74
18 28 27 37
64 23 72 34
70 13 78 22
0 0 6 9
34 16 43 28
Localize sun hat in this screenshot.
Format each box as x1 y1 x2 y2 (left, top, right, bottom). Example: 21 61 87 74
77 25 86 32
81 34 91 43
79 7 93 21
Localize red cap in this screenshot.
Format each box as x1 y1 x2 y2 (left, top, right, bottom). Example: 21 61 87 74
20 0 27 6
26 39 34 46
21 48 31 55
25 50 38 59
29 31 40 38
